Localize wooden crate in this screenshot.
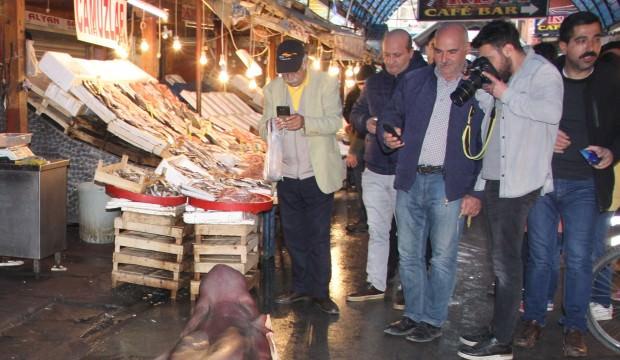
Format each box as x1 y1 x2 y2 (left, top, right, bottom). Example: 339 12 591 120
193 252 259 275
114 216 192 245
94 154 159 193
113 248 190 274
115 231 192 263
190 269 260 302
112 264 189 300
194 223 258 245
193 233 258 262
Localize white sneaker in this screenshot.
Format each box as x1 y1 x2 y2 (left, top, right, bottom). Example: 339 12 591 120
590 302 613 321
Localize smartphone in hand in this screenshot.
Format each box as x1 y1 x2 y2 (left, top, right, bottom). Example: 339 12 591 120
382 123 402 142
276 106 291 118
580 148 601 166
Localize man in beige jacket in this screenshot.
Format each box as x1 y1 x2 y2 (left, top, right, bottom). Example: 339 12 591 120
259 39 344 315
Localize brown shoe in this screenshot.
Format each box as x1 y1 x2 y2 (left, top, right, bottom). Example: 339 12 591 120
514 320 542 348
563 329 588 357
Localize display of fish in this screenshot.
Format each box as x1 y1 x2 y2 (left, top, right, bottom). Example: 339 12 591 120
81 79 269 202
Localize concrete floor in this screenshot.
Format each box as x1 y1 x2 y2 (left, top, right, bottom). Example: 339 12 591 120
0 190 618 359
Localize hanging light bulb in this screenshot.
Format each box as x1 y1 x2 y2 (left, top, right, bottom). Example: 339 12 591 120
218 68 230 83
345 66 354 78
115 46 129 59
248 78 257 90
162 25 170 39
312 57 321 71
157 52 162 59
328 62 340 76
172 35 182 51
345 79 356 88
353 63 360 75
140 38 149 52
199 51 208 65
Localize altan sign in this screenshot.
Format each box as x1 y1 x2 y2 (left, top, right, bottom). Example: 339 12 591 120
418 0 549 20
73 0 128 49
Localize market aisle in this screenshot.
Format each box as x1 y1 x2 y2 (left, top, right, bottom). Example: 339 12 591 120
0 190 617 359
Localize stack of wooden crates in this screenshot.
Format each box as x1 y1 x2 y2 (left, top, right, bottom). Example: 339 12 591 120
190 221 261 301
111 211 193 300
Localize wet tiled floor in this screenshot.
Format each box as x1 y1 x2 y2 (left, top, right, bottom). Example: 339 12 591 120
0 190 617 359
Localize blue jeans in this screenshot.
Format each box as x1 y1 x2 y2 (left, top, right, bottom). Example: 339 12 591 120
524 178 598 331
396 173 463 328
591 211 613 306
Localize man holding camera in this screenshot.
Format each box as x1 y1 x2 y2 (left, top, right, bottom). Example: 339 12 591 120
456 20 563 360
259 39 344 315
379 24 485 343
516 12 620 357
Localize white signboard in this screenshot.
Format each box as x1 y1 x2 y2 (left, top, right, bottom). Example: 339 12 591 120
73 0 128 49
26 11 76 35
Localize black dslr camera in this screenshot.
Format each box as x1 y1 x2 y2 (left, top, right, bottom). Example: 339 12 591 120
450 57 500 106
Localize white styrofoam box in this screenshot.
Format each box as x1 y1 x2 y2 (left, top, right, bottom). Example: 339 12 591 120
155 155 211 187
70 85 117 123
44 83 84 116
183 210 257 225
39 52 89 92
40 52 157 93
180 184 217 202
108 120 169 155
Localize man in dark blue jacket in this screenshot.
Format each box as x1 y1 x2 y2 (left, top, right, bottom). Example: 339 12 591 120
379 24 485 343
346 29 426 306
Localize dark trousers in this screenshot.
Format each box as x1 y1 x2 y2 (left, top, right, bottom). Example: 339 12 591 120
483 180 539 344
277 177 334 298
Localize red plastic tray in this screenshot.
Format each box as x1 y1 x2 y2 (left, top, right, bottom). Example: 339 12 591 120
105 185 187 206
188 194 273 214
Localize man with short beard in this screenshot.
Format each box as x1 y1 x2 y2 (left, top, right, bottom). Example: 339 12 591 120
456 20 563 360
515 12 620 357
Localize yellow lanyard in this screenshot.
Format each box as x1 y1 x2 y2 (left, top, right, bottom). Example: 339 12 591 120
462 105 496 160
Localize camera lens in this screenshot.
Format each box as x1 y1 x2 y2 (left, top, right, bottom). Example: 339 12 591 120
450 81 477 106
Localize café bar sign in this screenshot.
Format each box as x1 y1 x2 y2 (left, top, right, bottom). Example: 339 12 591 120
73 0 127 49
418 0 549 20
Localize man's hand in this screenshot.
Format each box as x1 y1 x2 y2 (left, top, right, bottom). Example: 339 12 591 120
586 145 614 169
345 153 358 168
554 129 571 153
481 71 508 99
383 127 404 149
276 114 304 131
366 117 378 134
460 195 481 217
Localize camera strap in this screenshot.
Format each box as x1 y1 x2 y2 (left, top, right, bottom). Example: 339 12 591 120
462 105 496 160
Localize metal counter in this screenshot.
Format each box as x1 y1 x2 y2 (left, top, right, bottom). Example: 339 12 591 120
0 159 69 271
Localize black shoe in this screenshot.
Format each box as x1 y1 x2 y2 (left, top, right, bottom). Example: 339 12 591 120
459 327 493 347
347 283 384 302
346 221 368 234
393 287 405 310
384 317 418 336
275 291 310 304
314 297 339 315
457 337 513 359
406 322 442 343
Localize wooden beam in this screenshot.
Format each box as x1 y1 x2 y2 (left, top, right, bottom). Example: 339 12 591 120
3 0 28 132
195 0 203 114
139 16 158 77
267 37 277 81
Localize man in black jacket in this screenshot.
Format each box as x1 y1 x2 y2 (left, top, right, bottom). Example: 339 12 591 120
516 12 620 358
346 29 426 306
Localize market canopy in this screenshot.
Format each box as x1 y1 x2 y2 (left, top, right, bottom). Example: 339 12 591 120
571 0 620 29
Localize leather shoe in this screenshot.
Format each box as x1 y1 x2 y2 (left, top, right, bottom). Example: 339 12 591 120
514 320 542 348
563 329 587 357
384 316 418 336
274 291 310 304
314 297 339 315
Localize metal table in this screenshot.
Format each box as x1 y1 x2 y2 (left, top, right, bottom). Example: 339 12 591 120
0 159 69 275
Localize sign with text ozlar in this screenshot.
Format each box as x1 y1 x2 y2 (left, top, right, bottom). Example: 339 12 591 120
73 0 128 49
418 0 549 20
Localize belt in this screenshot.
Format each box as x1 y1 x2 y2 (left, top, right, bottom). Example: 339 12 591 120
416 165 444 174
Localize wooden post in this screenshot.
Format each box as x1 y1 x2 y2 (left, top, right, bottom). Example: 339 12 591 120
195 0 203 115
3 0 27 132
267 37 277 81
139 16 158 77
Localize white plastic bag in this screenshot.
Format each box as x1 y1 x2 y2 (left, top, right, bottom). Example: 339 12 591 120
263 118 284 183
